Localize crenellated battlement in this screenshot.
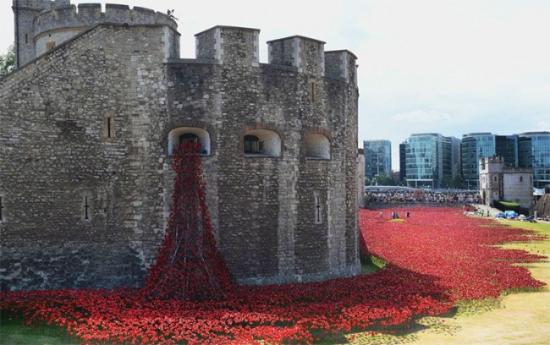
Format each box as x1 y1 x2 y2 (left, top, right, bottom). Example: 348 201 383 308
194 26 357 82
13 0 69 11
13 1 357 84
33 3 177 38
325 50 358 83
268 36 326 76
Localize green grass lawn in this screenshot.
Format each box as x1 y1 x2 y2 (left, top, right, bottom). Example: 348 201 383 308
499 219 550 234
498 201 521 208
498 219 550 258
0 310 81 345
362 255 387 274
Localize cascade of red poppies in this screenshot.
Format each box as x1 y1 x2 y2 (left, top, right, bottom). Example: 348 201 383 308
143 141 234 300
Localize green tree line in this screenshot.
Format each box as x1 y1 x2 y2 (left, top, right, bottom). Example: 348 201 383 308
0 46 16 77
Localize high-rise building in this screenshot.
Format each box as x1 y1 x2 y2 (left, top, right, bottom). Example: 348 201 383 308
495 135 519 167
461 133 495 189
449 136 462 179
364 140 392 179
519 132 550 188
399 142 407 183
403 133 459 188
461 133 519 189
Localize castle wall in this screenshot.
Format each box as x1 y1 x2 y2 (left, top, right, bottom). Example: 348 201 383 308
1 22 360 290
502 171 533 208
166 27 360 284
0 25 170 290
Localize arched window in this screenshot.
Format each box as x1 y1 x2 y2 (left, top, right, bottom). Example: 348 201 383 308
244 135 263 154
168 127 211 155
243 129 281 157
305 133 330 160
180 133 199 145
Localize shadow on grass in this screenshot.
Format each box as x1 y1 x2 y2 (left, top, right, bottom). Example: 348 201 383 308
0 310 81 345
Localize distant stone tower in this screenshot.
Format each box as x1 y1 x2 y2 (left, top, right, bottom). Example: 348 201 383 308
479 156 533 208
13 0 69 67
13 0 178 67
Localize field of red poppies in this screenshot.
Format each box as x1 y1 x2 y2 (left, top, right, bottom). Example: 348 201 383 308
1 208 546 344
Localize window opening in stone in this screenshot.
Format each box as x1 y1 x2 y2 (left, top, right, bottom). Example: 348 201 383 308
315 195 321 223
244 135 263 154
314 192 323 224
46 41 56 51
180 133 199 145
107 117 112 138
84 196 90 221
168 127 210 156
25 33 29 44
305 133 330 160
242 129 281 157
310 81 316 102
520 176 523 182
0 196 4 222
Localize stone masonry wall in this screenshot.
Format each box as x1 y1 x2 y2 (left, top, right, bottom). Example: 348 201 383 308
167 27 360 285
0 25 170 290
1 23 360 290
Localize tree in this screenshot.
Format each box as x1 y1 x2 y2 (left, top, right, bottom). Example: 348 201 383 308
0 46 16 77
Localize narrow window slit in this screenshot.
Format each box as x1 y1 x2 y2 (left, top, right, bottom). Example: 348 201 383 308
107 117 112 138
310 81 316 102
84 196 90 220
315 195 321 223
0 196 4 222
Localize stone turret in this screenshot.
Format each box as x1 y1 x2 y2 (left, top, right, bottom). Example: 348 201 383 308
195 26 260 67
267 36 325 75
13 0 179 67
13 0 70 67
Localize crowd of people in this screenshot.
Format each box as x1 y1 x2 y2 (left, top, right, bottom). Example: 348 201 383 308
365 189 481 205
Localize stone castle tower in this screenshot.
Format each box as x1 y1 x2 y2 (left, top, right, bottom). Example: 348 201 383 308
479 156 533 209
1 0 360 290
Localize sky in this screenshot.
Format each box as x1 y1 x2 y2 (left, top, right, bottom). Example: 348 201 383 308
2 0 549 169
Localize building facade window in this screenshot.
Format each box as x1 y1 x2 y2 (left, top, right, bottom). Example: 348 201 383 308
244 135 263 154
243 129 281 157
168 127 211 156
180 133 199 145
305 133 330 159
0 195 4 222
82 194 92 222
102 114 116 140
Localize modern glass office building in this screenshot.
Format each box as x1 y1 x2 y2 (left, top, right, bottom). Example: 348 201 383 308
519 132 550 188
364 140 392 178
461 133 519 189
403 133 459 188
399 142 407 182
